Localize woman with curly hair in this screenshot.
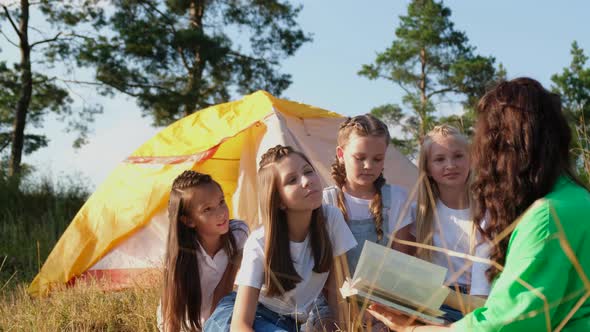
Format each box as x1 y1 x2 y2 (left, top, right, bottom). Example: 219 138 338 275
368 77 590 331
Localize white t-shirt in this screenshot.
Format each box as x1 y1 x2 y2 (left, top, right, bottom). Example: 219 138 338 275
235 205 357 322
469 239 492 296
411 200 488 290
157 220 249 331
468 217 491 296
323 185 413 233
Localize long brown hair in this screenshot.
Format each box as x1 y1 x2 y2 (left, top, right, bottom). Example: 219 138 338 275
471 77 586 281
331 114 390 240
161 170 239 332
258 145 333 296
415 124 473 261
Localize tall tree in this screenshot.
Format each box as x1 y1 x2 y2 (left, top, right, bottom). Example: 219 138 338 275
0 1 98 177
551 41 590 182
46 0 311 126
359 0 501 154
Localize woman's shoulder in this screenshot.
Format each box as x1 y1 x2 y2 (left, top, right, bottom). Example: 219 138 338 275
546 177 590 217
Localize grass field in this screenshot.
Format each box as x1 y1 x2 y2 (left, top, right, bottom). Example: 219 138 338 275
0 176 160 331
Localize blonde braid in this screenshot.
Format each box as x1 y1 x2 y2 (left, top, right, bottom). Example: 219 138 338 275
369 173 386 241
330 157 349 221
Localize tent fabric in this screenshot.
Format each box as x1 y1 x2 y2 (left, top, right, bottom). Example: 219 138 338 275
28 91 418 296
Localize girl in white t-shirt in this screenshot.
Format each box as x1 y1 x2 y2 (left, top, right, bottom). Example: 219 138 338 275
204 145 356 332
317 114 414 330
327 114 415 273
158 170 249 331
411 125 490 321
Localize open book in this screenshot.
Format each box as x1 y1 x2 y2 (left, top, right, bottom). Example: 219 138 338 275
339 240 451 325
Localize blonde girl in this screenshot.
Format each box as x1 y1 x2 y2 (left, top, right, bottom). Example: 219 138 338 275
204 145 356 332
412 124 489 296
158 170 249 331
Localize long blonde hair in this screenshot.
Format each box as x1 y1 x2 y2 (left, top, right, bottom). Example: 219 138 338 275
330 114 390 241
258 145 333 296
415 125 474 261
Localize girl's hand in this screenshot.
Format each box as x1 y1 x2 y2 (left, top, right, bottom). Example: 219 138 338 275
366 304 420 332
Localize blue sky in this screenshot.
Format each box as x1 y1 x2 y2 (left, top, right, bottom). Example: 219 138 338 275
2 0 590 189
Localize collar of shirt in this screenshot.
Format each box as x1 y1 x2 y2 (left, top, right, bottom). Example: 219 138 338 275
196 241 228 270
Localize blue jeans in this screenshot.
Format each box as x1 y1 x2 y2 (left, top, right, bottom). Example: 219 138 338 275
204 292 300 332
303 293 334 331
440 284 469 323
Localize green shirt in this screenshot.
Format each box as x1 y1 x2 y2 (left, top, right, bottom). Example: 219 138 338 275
454 176 590 331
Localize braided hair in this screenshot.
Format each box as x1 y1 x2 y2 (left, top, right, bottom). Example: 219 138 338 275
162 170 238 332
331 114 390 241
258 145 333 296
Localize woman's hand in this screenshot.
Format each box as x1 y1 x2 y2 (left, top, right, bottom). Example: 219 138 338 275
366 304 421 332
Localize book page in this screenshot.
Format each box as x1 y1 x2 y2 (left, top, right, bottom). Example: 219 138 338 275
352 240 450 311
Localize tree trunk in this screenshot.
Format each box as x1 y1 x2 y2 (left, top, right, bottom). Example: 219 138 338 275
184 0 205 117
9 0 32 177
419 47 427 139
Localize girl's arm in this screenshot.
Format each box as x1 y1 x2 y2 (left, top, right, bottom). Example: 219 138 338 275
230 285 260 332
392 224 416 256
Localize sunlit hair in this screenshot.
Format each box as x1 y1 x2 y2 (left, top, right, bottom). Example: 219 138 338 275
330 114 390 240
471 77 588 281
258 145 333 296
162 170 238 332
415 124 473 261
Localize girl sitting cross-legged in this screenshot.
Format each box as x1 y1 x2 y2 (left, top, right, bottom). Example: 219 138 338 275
204 145 357 332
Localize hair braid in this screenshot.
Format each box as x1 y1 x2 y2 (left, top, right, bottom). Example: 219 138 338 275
171 170 212 190
369 173 386 241
335 114 391 238
330 157 349 221
259 145 294 169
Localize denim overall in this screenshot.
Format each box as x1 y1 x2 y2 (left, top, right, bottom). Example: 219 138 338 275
323 184 392 275
305 185 393 330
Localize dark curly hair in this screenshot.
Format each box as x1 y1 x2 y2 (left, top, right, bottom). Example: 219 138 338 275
471 77 586 281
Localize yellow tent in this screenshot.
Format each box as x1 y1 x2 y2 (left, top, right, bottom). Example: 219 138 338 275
28 91 418 296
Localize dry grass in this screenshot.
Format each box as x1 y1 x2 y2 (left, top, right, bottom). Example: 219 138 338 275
0 278 160 332
0 175 161 331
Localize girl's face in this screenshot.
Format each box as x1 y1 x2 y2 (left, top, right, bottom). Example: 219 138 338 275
427 136 470 190
275 154 322 212
182 182 230 237
337 133 387 189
